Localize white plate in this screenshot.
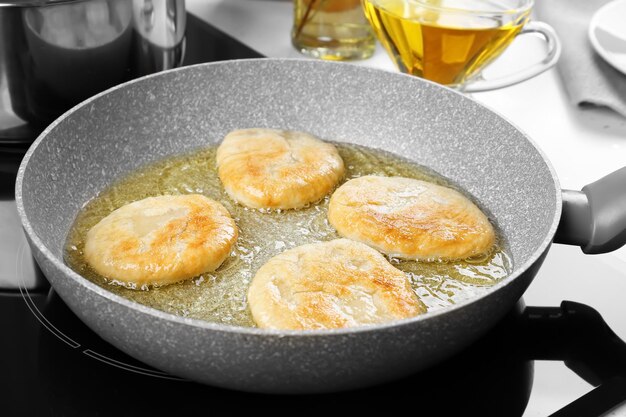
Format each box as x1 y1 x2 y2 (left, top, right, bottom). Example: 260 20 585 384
589 0 626 75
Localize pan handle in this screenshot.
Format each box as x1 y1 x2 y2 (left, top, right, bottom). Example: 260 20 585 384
554 167 626 254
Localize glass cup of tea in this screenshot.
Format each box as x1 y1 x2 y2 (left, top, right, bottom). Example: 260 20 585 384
362 0 561 92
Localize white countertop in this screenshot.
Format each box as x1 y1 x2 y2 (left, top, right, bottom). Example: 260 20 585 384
186 1 626 413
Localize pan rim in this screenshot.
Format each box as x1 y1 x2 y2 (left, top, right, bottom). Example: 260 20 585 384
15 57 562 337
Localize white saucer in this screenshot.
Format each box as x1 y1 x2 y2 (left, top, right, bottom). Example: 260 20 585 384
589 0 626 75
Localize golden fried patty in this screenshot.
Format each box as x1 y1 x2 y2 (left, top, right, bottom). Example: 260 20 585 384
216 128 344 209
247 239 424 330
84 194 238 288
328 176 496 261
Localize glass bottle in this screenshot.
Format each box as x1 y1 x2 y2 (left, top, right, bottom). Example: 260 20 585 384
291 0 376 61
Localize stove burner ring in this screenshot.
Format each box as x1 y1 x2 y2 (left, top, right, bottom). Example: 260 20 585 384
17 241 185 381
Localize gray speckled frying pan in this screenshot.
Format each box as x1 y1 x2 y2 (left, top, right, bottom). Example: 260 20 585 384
15 58 626 393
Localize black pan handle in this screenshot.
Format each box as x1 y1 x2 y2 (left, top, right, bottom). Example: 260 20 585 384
554 167 626 254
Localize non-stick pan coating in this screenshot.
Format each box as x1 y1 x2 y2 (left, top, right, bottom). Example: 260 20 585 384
16 59 561 392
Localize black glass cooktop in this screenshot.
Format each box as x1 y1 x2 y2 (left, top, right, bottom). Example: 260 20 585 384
4 286 626 417
2 13 626 417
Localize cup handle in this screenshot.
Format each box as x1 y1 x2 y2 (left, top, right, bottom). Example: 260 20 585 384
462 21 562 93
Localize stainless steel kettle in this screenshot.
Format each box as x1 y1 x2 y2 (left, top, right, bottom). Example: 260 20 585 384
0 0 186 144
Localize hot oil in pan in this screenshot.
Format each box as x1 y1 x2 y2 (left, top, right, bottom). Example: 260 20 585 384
64 144 512 327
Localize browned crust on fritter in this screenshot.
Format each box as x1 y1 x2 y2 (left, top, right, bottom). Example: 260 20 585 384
247 239 424 330
327 176 495 260
216 129 344 209
84 194 238 287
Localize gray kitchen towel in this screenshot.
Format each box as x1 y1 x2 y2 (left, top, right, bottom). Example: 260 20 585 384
535 0 626 117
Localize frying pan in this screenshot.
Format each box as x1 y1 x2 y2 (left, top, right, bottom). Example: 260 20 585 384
15 58 626 393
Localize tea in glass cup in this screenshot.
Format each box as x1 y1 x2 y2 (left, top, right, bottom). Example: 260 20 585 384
292 0 376 61
362 0 560 92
